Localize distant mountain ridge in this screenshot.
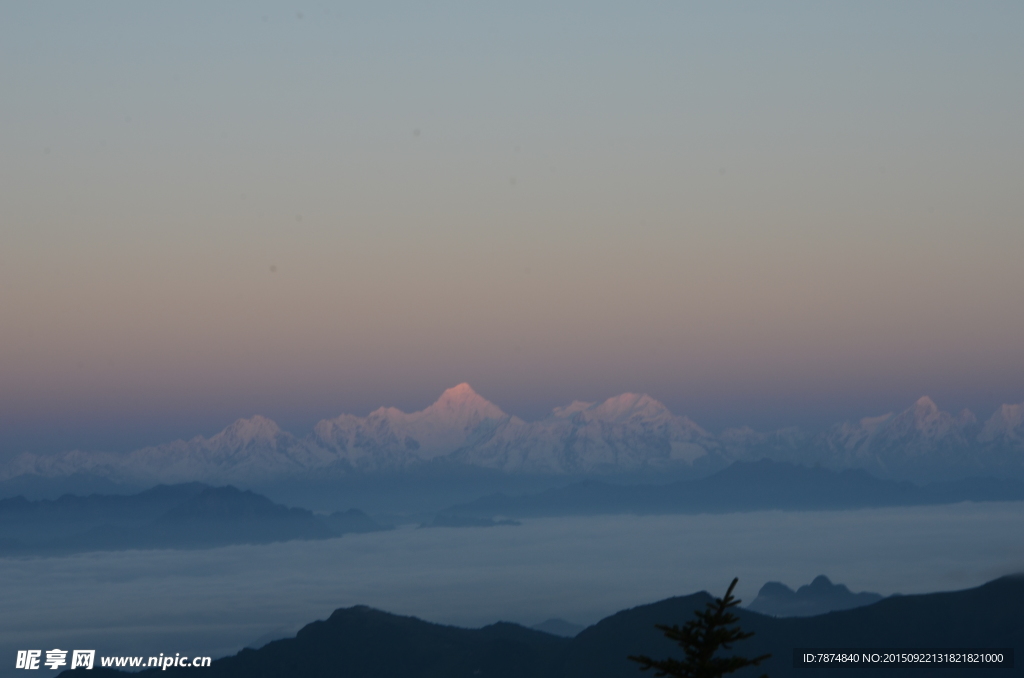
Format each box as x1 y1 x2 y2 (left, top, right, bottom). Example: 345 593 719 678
435 460 1024 520
531 618 585 637
747 575 884 617
0 484 386 555
5 385 1024 486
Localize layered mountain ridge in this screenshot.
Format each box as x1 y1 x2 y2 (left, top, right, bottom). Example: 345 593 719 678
5 384 1024 485
0 484 386 555
66 575 1024 678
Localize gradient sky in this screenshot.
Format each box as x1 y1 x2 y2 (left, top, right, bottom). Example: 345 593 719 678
2 2 1023 455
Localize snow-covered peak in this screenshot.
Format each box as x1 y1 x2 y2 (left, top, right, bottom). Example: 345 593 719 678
913 396 939 417
1001 402 1024 422
898 396 945 432
421 383 506 422
552 401 595 418
979 402 1024 443
865 396 978 450
858 413 892 434
955 408 977 427
902 397 975 428
592 393 671 422
366 406 406 421
212 415 283 448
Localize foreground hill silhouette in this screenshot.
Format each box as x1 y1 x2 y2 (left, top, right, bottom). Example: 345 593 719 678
74 575 1022 677
0 484 385 555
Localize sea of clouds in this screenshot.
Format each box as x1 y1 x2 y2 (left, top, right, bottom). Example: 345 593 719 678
2 503 1024 676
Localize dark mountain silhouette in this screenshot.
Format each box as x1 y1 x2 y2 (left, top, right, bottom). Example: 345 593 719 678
438 459 1024 520
0 484 386 555
747 575 883 617
72 607 568 678
556 575 1022 677
73 574 1023 678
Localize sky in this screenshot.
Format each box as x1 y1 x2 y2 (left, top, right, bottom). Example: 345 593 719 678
2 2 1023 455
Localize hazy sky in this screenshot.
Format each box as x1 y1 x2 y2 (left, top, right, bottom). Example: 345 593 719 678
2 2 1023 454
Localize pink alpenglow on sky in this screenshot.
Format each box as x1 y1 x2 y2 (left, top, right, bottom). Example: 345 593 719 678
1 2 1023 456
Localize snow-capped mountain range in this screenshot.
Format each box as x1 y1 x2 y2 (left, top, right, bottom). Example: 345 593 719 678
4 385 1024 485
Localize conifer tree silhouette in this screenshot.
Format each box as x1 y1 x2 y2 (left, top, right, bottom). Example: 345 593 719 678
628 578 770 678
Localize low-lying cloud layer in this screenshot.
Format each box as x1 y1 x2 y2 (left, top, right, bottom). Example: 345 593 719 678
2 503 1023 677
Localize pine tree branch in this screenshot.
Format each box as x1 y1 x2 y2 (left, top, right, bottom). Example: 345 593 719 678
627 578 771 678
